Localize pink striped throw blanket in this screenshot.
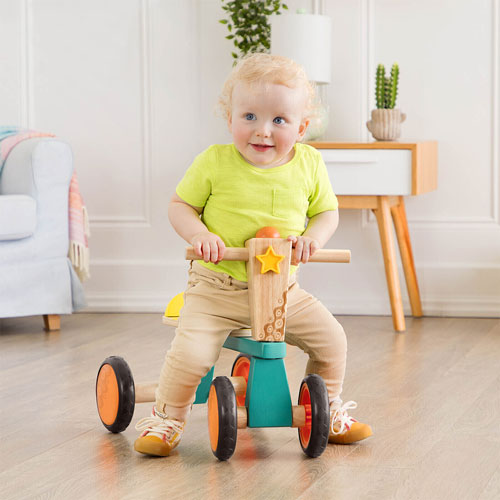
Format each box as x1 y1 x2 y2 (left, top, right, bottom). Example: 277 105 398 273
0 128 90 281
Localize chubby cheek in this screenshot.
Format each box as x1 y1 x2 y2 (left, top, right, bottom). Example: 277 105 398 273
231 124 250 148
274 130 297 153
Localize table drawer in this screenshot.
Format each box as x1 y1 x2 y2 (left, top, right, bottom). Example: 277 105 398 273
320 148 413 195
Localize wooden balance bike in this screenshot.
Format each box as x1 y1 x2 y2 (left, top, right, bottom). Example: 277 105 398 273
96 227 350 460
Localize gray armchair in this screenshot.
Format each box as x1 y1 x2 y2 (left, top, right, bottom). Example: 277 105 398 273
0 137 86 330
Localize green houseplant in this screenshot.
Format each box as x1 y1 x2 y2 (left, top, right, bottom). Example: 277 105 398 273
219 0 288 62
367 63 406 141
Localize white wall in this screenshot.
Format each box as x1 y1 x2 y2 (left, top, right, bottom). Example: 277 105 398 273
1 0 499 317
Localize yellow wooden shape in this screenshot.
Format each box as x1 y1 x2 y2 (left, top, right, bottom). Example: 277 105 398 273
164 292 184 317
255 245 285 274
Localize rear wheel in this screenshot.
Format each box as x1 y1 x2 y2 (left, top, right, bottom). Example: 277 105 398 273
96 356 135 433
207 376 238 461
297 374 329 458
231 354 251 406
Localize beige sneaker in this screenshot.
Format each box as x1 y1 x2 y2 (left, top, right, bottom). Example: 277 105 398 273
134 407 185 456
328 400 372 444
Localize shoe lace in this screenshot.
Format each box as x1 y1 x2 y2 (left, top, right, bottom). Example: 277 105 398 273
330 400 357 435
135 415 184 439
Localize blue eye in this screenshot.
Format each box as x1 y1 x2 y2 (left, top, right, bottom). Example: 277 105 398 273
273 117 285 125
245 113 256 121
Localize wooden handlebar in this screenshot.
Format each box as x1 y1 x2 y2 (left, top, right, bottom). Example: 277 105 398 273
185 247 249 261
185 246 351 263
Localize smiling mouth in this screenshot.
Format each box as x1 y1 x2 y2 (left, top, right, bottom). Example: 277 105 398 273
251 144 274 152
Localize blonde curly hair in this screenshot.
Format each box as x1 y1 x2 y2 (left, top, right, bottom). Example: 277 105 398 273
218 53 318 121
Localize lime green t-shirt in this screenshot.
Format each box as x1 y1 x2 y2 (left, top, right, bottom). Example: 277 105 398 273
176 143 338 281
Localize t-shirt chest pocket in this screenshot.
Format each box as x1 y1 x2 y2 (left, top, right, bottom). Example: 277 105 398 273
272 188 308 219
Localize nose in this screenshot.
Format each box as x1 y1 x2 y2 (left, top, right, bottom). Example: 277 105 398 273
255 121 271 138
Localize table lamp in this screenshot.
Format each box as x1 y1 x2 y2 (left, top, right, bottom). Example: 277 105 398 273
270 9 332 139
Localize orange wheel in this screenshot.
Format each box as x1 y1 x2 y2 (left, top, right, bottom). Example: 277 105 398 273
207 376 237 461
231 354 251 406
297 374 329 458
96 356 135 433
298 383 312 448
208 385 220 452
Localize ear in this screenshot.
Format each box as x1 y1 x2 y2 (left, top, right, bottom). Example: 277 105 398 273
227 115 233 133
297 118 310 141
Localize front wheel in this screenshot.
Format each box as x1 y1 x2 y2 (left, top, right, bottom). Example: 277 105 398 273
96 356 135 433
207 376 238 461
297 374 329 458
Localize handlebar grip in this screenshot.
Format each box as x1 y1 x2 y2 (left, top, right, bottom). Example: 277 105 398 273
185 246 350 263
307 249 351 263
185 247 249 261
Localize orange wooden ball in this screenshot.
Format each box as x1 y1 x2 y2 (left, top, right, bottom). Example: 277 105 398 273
255 226 281 238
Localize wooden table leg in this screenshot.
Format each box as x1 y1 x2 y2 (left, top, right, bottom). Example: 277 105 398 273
391 197 423 317
43 314 60 331
373 196 406 331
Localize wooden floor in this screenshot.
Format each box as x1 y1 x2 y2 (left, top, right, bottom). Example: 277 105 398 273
0 314 499 500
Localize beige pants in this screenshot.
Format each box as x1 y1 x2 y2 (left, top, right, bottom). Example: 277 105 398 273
156 262 347 421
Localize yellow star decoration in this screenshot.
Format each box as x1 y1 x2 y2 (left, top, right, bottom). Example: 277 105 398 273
256 245 285 274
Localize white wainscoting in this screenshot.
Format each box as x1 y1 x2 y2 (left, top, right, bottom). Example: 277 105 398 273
1 0 498 317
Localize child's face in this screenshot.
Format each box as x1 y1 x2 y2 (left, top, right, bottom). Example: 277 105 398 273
228 82 309 168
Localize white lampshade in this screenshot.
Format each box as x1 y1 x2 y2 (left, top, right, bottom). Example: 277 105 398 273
270 13 332 84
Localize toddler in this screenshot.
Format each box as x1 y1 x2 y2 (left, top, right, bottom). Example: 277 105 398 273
134 53 372 457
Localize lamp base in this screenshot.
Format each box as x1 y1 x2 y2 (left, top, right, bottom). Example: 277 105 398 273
304 104 329 141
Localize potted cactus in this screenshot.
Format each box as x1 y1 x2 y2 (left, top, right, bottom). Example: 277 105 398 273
366 63 406 141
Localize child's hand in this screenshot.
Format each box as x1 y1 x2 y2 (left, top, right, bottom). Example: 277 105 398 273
191 232 226 264
287 235 320 265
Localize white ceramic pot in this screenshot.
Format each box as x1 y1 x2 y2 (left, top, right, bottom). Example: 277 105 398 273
366 109 406 141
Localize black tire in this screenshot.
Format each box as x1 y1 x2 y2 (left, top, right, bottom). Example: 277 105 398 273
208 376 238 461
96 356 135 433
297 374 330 458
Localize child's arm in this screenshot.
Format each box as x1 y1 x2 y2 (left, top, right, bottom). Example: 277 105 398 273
168 193 225 263
287 210 339 265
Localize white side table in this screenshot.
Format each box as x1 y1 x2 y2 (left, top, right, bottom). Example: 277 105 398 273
309 141 438 332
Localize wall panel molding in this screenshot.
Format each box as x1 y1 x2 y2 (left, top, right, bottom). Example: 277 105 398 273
20 0 31 127
492 0 499 223
24 0 154 227
90 0 153 227
360 0 500 229
360 0 374 142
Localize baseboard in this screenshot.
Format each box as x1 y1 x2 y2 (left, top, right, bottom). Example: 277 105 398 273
321 296 500 318
82 291 500 318
82 261 500 318
83 292 168 313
